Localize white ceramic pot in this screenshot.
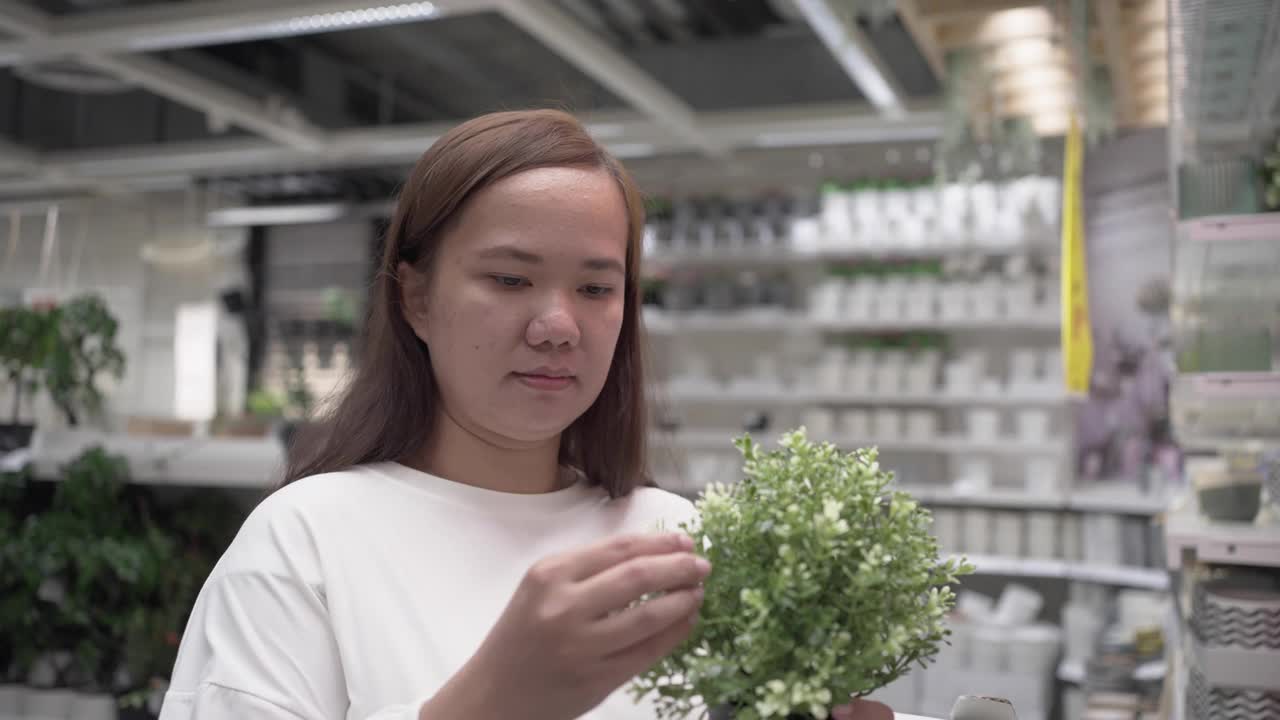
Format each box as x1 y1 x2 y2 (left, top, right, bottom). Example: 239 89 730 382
1062 602 1103 660
1009 348 1039 385
25 688 76 720
873 408 901 440
968 409 1000 441
1016 410 1050 443
992 583 1044 626
993 511 1024 557
906 410 939 440
904 363 936 395
944 361 975 395
970 625 1010 672
1025 511 1060 559
1024 458 1060 494
962 508 991 554
801 409 835 438
969 280 1000 320
1060 513 1082 561
874 362 902 395
70 693 118 720
0 685 28 720
931 508 961 552
1008 623 1062 675
840 410 870 439
938 282 970 321
951 694 1019 720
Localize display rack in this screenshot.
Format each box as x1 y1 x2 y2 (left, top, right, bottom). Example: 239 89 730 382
27 428 283 489
1165 14 1280 700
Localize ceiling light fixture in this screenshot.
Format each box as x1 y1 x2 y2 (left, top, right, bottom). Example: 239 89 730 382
206 203 350 228
790 0 902 115
128 2 439 52
754 124 941 148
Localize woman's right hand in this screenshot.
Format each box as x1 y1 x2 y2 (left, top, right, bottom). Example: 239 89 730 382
421 532 710 720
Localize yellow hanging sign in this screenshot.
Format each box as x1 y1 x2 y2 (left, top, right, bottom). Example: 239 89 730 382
1061 116 1092 395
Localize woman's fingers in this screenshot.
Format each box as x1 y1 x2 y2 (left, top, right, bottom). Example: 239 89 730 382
556 532 694 582
832 699 894 720
589 584 704 652
575 551 710 618
599 593 702 677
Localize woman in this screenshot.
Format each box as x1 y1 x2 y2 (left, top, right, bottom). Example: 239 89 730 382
160 110 891 720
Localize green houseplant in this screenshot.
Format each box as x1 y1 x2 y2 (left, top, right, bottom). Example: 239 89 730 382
42 295 126 427
0 305 54 450
632 429 972 720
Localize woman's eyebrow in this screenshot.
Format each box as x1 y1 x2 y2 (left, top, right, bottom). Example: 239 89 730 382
477 244 623 274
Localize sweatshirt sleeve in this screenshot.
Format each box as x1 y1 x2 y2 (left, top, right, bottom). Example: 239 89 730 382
158 490 428 720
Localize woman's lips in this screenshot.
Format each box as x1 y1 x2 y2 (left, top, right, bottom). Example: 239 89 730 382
514 373 575 391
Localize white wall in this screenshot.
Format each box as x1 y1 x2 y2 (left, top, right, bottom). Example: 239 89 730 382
0 192 245 427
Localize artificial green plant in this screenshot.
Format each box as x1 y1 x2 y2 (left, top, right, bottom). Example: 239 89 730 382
633 429 972 720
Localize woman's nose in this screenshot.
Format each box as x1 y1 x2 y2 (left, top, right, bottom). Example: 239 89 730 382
526 298 581 349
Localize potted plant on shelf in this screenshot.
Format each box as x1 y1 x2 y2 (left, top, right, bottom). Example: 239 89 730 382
41 295 126 427
0 304 53 452
632 429 972 720
7 447 177 720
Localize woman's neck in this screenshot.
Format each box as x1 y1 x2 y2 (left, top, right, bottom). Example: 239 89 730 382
409 408 567 495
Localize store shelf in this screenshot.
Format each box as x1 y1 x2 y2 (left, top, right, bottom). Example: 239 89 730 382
29 428 282 489
961 554 1169 590
643 238 1052 268
661 386 1066 409
643 309 1061 335
661 428 1069 457
1164 499 1280 569
1180 214 1280 243
900 484 1169 515
1057 658 1166 684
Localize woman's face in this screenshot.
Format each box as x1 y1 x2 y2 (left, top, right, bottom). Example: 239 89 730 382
401 165 629 448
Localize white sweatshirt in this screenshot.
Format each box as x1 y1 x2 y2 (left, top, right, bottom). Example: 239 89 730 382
159 462 699 720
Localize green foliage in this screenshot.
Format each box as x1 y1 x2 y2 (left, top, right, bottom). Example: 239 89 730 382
247 389 287 418
322 287 359 331
0 305 55 423
0 447 245 695
632 429 973 720
42 295 126 426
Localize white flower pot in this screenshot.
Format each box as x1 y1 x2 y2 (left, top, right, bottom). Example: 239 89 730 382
0 685 28 720
25 687 76 720
951 694 1019 720
70 693 118 720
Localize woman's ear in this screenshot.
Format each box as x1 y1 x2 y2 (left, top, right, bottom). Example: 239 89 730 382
398 261 430 337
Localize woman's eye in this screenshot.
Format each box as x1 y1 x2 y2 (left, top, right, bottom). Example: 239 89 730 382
581 284 614 298
490 275 528 288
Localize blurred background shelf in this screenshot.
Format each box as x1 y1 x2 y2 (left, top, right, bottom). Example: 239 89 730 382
29 428 282 489
659 429 1069 456
660 387 1066 408
956 554 1168 590
643 236 1057 268
644 310 1061 334
1165 499 1280 569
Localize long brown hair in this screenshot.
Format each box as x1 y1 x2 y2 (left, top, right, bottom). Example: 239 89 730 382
281 109 651 498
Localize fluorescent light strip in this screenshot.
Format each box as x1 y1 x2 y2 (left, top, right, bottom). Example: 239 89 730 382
791 0 901 114
753 124 941 148
129 2 438 52
206 203 350 227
